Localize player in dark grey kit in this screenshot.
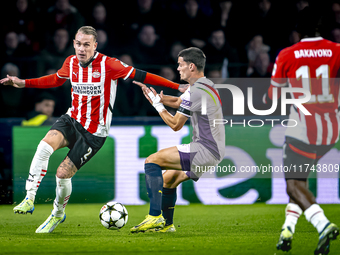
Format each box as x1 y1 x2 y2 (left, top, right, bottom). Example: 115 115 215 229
131 47 225 233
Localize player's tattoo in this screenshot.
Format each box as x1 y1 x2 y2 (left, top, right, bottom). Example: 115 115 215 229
178 84 189 93
57 156 78 179
49 130 59 137
44 130 69 149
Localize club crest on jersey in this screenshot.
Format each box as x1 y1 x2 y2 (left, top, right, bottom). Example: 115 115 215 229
92 71 101 78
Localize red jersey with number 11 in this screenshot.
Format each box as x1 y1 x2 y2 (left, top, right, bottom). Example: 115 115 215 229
271 37 340 145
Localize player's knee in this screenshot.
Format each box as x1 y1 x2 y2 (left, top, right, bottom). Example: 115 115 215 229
56 170 76 179
145 153 161 165
56 172 68 179
163 177 173 187
163 174 176 186
145 155 154 164
163 171 188 189
43 130 68 150
41 138 54 149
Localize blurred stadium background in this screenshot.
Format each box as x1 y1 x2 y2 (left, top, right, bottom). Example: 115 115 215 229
1 1 340 255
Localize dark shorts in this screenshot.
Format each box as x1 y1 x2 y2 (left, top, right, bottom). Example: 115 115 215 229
50 114 106 170
284 137 334 181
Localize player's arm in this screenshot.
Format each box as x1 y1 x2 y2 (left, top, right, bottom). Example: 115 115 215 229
263 57 287 104
0 73 66 88
0 57 70 89
142 86 187 131
0 75 25 88
129 69 180 90
159 110 188 132
263 84 281 104
25 57 71 88
161 95 182 109
134 81 182 109
106 59 188 92
26 73 68 88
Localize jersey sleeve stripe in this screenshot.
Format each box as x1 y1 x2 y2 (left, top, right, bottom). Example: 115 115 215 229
271 79 286 87
56 72 69 79
124 67 134 80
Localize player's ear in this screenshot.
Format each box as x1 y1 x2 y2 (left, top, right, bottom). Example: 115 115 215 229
189 63 194 71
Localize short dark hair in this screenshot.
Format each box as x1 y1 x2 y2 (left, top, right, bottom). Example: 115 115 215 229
178 47 206 72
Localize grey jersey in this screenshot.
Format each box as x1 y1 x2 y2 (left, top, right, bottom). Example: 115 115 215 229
177 77 225 162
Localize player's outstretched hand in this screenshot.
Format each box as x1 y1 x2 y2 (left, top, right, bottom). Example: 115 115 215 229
133 81 147 93
134 81 152 103
0 75 25 88
149 87 164 104
178 84 189 93
133 81 163 105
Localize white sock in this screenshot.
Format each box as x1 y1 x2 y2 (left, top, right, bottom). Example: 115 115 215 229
282 203 302 233
52 176 72 217
304 204 330 233
25 141 54 202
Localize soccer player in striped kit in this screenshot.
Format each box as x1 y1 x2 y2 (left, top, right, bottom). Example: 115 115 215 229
264 7 339 254
0 26 186 233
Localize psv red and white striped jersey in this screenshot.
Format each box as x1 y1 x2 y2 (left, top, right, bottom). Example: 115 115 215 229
57 52 134 137
271 37 340 145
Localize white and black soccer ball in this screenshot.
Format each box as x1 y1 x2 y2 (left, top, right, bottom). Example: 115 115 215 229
99 201 128 230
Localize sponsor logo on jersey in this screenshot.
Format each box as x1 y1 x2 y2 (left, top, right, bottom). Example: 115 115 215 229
72 83 102 95
181 99 192 107
92 71 101 78
294 49 332 58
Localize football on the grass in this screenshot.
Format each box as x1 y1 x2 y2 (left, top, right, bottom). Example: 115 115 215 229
99 201 128 230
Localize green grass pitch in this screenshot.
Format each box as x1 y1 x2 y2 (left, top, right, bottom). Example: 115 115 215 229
1 203 339 254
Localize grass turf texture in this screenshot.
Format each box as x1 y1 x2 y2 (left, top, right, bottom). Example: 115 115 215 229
0 204 339 255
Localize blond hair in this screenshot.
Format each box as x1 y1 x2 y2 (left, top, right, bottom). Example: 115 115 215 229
76 26 97 42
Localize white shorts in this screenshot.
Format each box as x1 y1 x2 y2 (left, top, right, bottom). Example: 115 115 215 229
176 142 221 180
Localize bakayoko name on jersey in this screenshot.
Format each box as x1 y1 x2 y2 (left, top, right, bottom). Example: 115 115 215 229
294 49 332 58
72 83 102 95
